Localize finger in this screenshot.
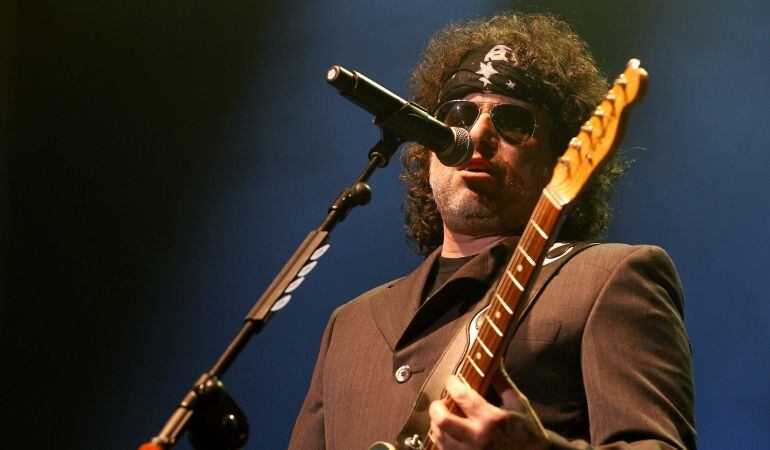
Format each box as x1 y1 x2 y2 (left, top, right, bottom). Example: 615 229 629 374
444 375 486 417
497 384 524 411
429 398 477 443
492 371 549 440
493 367 528 412
491 410 549 447
446 375 509 426
430 419 475 450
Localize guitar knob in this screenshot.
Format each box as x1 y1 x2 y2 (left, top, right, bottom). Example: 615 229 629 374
404 434 424 449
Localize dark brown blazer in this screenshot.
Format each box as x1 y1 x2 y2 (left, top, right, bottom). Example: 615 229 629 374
289 243 696 449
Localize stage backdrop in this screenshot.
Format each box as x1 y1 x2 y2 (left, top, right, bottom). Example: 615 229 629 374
3 0 768 449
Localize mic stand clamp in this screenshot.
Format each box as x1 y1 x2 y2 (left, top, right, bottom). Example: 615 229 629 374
187 374 249 450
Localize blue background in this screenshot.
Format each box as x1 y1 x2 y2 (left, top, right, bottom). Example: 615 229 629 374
2 0 768 449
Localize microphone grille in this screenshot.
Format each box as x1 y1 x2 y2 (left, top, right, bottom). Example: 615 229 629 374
437 127 474 167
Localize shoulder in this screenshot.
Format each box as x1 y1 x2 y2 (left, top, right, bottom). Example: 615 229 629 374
550 243 683 310
567 243 685 316
568 243 678 274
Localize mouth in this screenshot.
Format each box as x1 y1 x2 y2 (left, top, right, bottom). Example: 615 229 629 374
459 158 495 175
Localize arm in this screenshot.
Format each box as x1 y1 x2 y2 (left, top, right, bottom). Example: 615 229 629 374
571 245 696 449
288 308 339 450
430 246 696 449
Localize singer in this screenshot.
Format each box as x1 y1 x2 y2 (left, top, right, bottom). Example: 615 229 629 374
290 12 696 450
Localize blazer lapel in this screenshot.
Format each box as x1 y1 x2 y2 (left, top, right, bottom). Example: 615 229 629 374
368 249 441 352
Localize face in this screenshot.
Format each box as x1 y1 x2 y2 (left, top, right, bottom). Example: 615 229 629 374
429 92 555 237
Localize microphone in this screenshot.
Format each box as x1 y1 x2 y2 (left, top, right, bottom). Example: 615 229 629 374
326 65 474 167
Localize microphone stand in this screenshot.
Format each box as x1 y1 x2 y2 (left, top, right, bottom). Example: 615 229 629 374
140 125 406 449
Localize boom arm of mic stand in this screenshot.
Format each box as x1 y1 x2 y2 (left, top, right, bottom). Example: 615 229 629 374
140 132 402 449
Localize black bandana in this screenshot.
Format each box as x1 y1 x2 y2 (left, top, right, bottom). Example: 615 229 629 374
437 44 548 112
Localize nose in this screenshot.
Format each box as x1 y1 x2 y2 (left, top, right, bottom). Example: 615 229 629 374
467 110 498 160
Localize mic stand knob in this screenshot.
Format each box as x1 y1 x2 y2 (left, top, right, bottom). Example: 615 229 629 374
187 375 249 450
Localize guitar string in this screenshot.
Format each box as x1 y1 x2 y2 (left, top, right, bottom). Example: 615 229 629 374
458 194 553 387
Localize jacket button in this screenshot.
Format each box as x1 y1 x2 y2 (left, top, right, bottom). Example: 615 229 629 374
395 365 412 383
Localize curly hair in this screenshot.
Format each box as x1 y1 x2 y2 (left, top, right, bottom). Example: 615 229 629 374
401 12 629 255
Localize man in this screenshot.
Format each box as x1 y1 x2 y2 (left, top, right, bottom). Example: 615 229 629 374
290 12 696 449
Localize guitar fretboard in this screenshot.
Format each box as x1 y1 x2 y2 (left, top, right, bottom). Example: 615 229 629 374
455 190 563 393
419 191 565 450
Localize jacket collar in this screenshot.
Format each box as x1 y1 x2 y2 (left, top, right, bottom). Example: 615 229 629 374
367 238 520 352
366 237 588 355
367 247 441 353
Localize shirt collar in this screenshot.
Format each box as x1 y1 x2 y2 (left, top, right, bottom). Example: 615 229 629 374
434 235 521 293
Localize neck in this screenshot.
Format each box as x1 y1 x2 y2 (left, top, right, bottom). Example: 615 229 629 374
440 226 510 258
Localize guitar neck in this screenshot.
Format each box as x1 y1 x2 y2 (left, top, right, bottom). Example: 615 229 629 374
415 59 648 450
455 190 564 394
418 192 565 450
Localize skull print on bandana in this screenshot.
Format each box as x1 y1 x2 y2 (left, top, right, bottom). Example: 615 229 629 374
436 44 547 112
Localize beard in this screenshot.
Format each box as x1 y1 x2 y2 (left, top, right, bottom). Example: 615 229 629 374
429 161 541 237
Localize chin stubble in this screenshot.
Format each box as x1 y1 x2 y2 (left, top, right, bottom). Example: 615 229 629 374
430 169 539 236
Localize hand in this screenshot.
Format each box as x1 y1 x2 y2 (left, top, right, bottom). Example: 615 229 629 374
428 375 549 450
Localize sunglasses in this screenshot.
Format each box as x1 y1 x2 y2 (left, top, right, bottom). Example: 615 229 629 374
434 100 537 145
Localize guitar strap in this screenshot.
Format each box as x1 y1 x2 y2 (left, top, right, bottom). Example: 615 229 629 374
393 242 597 449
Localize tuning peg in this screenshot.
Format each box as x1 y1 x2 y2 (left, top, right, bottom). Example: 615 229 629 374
605 92 616 101
580 123 593 133
558 156 571 165
594 107 605 117
627 58 641 69
569 138 583 148
615 74 627 86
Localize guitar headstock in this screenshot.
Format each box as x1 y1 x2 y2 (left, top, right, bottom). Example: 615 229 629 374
546 58 648 204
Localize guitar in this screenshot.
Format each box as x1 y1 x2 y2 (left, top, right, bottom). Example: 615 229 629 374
371 58 649 450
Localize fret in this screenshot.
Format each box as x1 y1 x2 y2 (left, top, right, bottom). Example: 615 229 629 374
485 315 503 336
518 245 536 266
495 293 513 314
457 372 471 388
542 188 563 210
530 219 548 240
507 270 524 291
476 337 493 357
466 354 485 377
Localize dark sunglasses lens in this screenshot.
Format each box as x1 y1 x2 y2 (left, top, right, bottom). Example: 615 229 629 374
491 104 535 144
435 101 479 128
